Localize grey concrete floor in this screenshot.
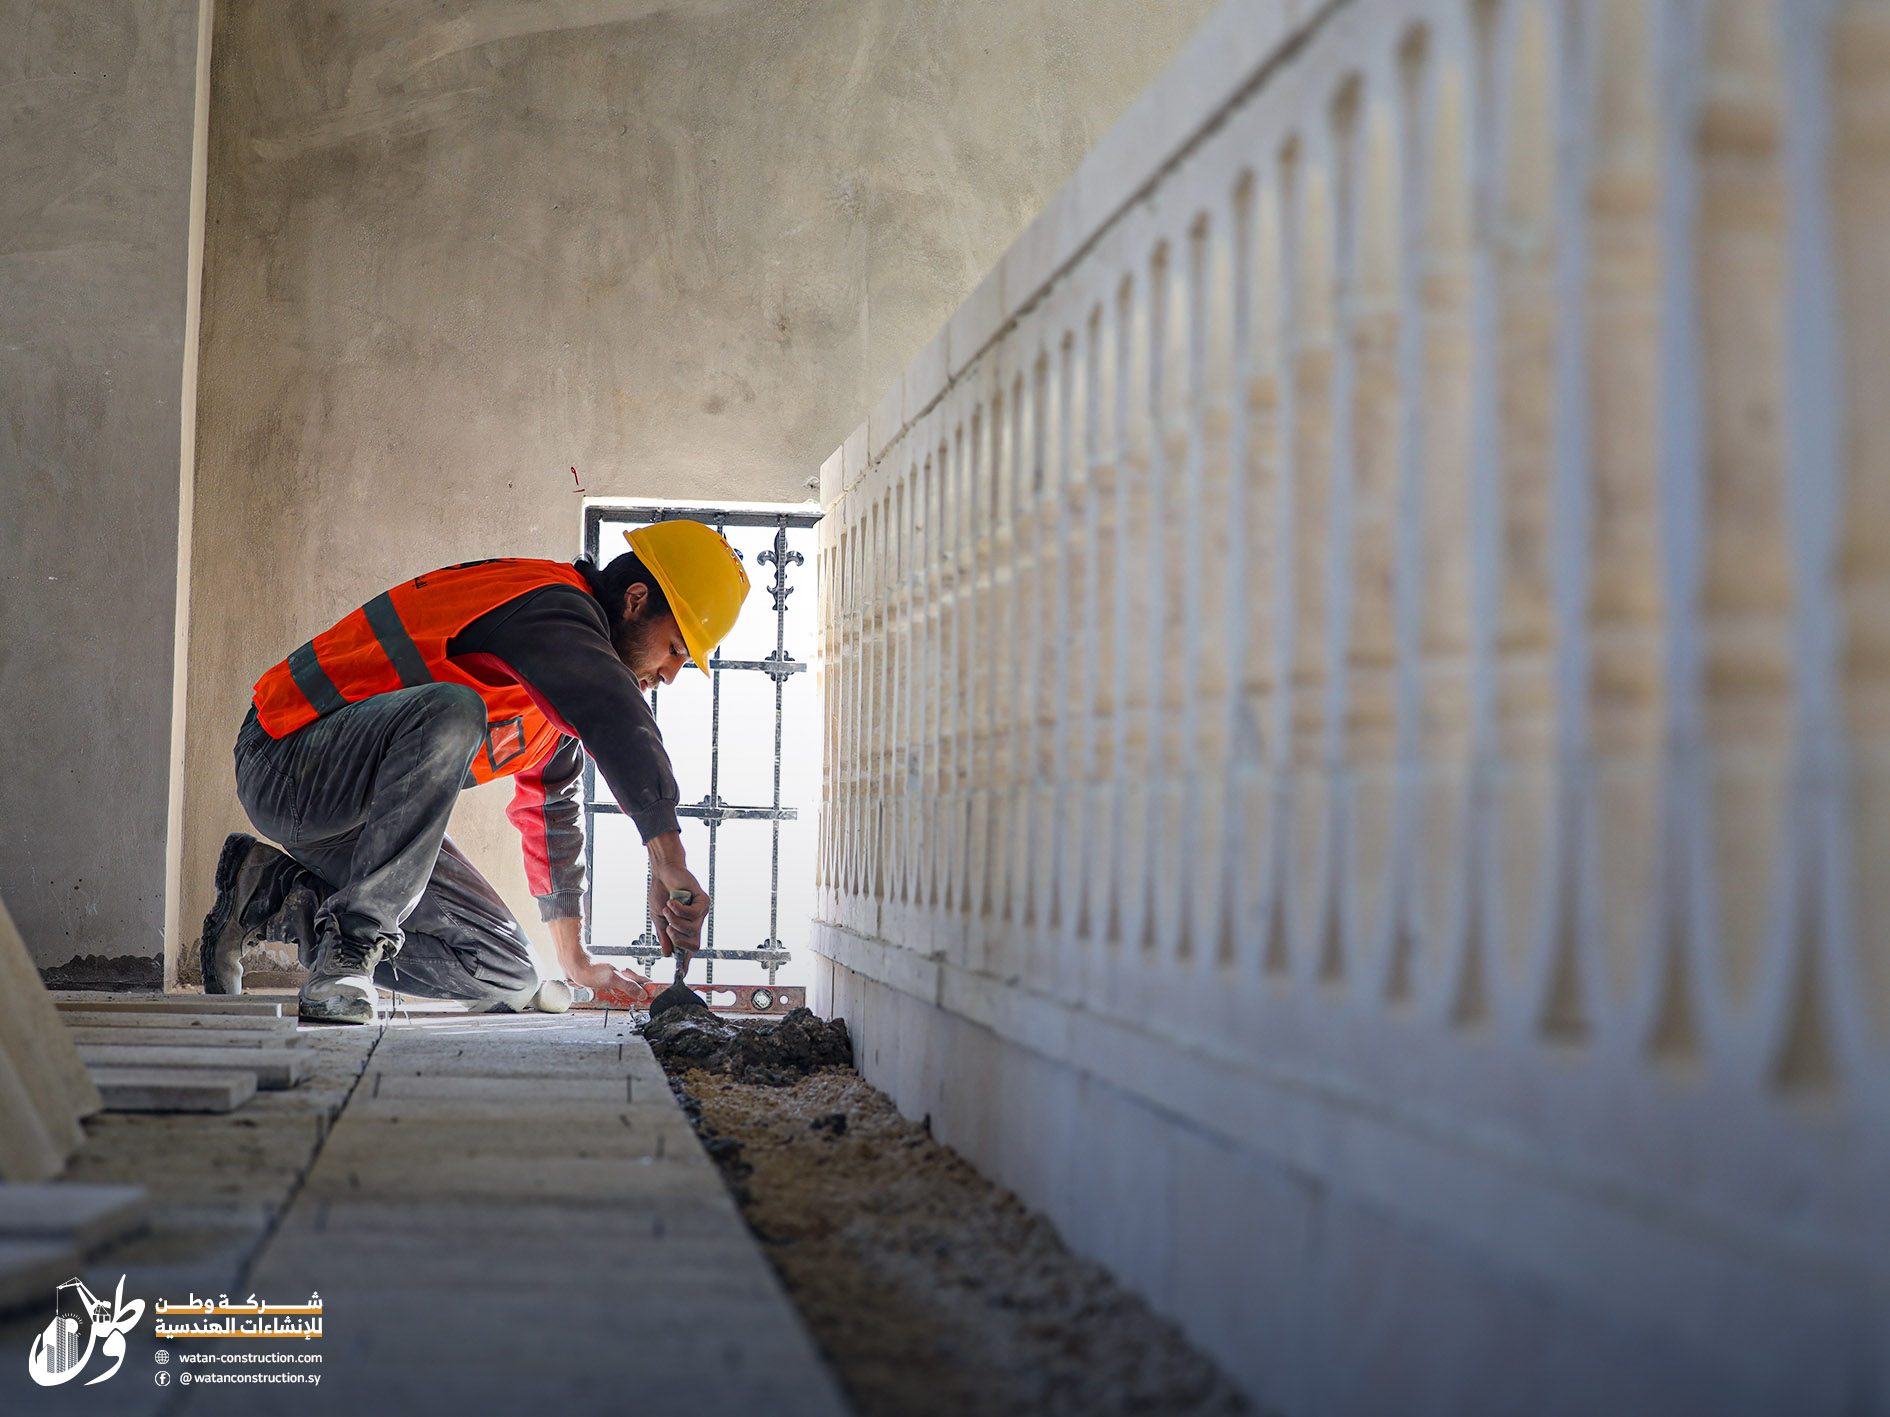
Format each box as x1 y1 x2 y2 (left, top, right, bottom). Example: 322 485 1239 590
5 997 849 1417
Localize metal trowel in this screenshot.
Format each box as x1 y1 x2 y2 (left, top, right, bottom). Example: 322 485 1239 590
647 887 707 1019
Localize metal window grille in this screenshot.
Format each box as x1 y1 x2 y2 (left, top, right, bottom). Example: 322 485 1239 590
581 504 820 988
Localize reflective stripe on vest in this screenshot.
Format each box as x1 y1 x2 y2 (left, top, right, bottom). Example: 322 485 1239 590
285 641 346 715
361 592 433 689
251 559 592 786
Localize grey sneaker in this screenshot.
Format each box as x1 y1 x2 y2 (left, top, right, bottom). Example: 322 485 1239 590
297 933 386 1024
197 832 297 994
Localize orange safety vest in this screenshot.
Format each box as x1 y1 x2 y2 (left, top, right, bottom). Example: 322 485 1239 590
252 559 594 785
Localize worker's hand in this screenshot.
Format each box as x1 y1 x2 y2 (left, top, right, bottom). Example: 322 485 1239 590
546 920 655 1007
646 832 709 958
566 957 657 1009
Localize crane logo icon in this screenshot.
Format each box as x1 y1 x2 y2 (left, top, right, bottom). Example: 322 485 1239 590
27 1275 144 1387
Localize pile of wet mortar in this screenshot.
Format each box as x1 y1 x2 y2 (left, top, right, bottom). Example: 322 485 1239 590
642 1000 1253 1417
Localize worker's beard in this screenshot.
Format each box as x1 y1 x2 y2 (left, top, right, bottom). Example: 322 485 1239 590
612 599 662 677
611 606 643 667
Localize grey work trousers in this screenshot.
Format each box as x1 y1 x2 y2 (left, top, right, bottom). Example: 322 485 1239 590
232 684 542 1007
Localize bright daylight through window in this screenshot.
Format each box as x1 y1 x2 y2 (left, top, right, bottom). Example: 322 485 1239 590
581 504 821 1004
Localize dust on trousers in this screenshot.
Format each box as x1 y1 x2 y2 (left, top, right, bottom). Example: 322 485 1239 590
231 684 544 1008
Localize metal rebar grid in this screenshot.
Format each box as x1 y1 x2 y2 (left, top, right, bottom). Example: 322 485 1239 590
580 503 819 987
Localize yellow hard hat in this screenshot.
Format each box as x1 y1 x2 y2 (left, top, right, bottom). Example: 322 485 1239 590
623 520 750 674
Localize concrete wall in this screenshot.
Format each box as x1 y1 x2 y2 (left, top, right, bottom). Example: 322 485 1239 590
0 2 211 984
177 0 1218 973
813 0 1890 1411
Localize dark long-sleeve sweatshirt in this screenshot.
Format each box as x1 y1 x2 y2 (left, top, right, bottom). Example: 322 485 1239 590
444 559 679 921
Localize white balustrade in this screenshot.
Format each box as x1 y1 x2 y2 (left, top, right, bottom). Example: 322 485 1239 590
812 1 1888 1408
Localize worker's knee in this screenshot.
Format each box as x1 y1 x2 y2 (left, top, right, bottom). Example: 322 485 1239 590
465 944 541 1011
434 682 487 731
380 684 488 782
477 929 539 997
481 973 543 1012
411 682 487 747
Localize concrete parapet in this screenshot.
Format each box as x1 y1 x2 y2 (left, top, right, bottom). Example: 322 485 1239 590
812 0 1890 1411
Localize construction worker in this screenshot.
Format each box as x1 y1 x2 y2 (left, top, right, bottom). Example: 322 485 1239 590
193 520 750 1023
